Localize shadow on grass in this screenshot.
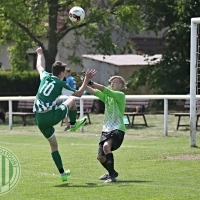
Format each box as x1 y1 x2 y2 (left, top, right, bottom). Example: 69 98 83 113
116 180 152 183
125 125 156 130
54 183 98 188
54 180 152 188
189 145 200 148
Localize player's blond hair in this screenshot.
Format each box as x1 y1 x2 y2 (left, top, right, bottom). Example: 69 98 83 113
108 76 127 89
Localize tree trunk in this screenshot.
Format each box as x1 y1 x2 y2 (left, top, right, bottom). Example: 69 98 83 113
44 0 59 72
43 46 58 72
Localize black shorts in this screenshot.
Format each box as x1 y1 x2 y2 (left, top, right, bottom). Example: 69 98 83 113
98 129 125 157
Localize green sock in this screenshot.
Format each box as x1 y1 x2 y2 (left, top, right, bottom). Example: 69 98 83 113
51 150 63 171
68 110 77 124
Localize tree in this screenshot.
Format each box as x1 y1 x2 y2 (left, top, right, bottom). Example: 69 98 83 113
0 0 143 72
128 0 200 94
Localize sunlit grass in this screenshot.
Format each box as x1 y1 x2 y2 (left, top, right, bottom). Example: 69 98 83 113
0 114 200 200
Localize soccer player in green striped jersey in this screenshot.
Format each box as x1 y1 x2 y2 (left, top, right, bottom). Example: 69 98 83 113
85 76 126 183
34 47 96 182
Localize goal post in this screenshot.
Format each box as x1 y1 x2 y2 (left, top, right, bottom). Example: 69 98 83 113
190 17 200 147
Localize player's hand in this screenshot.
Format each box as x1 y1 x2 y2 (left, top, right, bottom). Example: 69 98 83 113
36 47 43 56
84 69 97 80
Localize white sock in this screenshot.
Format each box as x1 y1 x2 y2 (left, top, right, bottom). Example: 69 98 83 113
61 172 66 176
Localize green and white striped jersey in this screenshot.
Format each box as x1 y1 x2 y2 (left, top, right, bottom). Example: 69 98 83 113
94 87 126 132
33 70 76 112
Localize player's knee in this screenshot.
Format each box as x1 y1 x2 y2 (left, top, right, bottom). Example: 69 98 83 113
72 99 77 109
97 156 106 163
69 97 76 109
65 97 76 110
103 144 111 154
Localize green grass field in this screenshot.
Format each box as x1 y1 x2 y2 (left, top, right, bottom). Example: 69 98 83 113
0 114 200 200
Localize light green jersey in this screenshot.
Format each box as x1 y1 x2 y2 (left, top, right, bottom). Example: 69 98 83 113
33 70 76 112
94 87 126 132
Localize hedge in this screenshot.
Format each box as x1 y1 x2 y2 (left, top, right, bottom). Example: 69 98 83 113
0 70 40 96
0 71 40 112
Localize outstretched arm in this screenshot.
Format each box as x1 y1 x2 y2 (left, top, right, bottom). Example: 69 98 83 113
86 85 106 102
91 82 105 91
85 86 96 95
73 69 97 97
36 47 44 75
87 81 123 102
81 71 105 92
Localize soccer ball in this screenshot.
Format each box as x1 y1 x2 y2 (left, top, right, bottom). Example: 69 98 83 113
69 6 85 22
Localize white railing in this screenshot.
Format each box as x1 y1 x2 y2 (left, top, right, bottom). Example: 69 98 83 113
0 95 198 136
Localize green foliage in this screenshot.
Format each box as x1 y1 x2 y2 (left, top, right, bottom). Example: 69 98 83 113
0 0 144 71
0 70 39 95
128 0 200 94
116 5 143 32
8 41 35 71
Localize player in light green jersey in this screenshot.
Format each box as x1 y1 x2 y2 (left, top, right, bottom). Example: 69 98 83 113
85 75 126 183
34 47 96 182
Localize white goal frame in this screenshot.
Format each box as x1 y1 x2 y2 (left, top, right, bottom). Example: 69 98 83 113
190 17 200 147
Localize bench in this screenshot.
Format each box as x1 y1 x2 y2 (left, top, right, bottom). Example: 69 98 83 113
174 100 200 130
11 100 35 126
124 99 149 128
61 99 94 126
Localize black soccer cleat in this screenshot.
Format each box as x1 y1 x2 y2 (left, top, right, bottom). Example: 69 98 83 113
99 171 118 180
104 175 117 183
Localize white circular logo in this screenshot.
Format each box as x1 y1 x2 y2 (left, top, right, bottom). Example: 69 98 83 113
0 147 21 195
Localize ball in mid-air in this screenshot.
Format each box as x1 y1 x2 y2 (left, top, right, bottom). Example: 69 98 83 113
69 6 85 22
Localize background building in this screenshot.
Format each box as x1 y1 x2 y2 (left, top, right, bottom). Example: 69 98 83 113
82 54 162 94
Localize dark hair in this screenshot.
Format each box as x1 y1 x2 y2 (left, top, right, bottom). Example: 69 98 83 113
66 68 71 73
52 61 67 76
